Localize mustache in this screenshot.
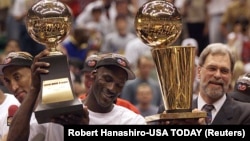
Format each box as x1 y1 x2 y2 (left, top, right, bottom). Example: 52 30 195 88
208 79 224 86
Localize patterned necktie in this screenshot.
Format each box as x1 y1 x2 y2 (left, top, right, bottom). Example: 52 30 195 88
202 104 214 125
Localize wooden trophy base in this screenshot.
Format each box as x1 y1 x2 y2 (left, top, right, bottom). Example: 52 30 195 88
145 111 207 123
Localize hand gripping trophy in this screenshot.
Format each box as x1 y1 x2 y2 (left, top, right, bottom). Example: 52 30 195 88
26 0 83 123
134 0 206 123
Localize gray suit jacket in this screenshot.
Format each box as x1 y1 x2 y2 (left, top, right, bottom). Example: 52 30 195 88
158 94 250 125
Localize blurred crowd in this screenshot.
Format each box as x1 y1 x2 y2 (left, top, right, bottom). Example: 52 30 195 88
0 0 250 117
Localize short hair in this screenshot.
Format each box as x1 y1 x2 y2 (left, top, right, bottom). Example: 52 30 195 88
198 43 235 72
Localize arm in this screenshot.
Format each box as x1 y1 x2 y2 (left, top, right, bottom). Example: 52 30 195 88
7 50 50 141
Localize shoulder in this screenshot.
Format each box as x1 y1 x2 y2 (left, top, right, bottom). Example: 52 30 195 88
223 95 250 114
4 93 15 97
230 98 250 109
116 98 140 114
222 97 250 124
3 93 20 106
114 105 146 124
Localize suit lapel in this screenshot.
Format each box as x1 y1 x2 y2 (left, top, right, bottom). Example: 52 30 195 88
211 95 234 124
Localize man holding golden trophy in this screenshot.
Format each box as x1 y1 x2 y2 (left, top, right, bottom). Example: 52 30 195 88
134 0 207 123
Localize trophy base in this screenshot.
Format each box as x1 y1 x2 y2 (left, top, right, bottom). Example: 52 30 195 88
145 111 207 123
35 99 83 124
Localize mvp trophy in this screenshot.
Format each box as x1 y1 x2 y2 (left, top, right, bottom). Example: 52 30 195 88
26 0 83 123
134 0 206 123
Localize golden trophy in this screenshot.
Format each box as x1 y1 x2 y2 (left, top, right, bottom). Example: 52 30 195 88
26 0 83 123
134 0 206 123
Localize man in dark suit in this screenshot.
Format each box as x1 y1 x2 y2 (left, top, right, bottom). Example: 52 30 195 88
158 43 250 125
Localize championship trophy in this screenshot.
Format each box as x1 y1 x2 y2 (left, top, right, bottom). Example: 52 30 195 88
134 0 206 123
26 0 83 124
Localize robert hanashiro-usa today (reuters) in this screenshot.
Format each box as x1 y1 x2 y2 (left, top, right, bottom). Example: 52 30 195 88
67 128 204 137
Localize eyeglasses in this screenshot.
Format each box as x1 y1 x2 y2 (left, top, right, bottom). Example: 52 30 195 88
202 65 230 75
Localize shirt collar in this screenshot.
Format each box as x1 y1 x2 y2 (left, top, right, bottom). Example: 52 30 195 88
197 93 226 112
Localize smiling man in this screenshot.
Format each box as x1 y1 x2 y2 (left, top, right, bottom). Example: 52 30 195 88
158 43 250 125
195 43 250 124
0 52 33 103
83 53 145 124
